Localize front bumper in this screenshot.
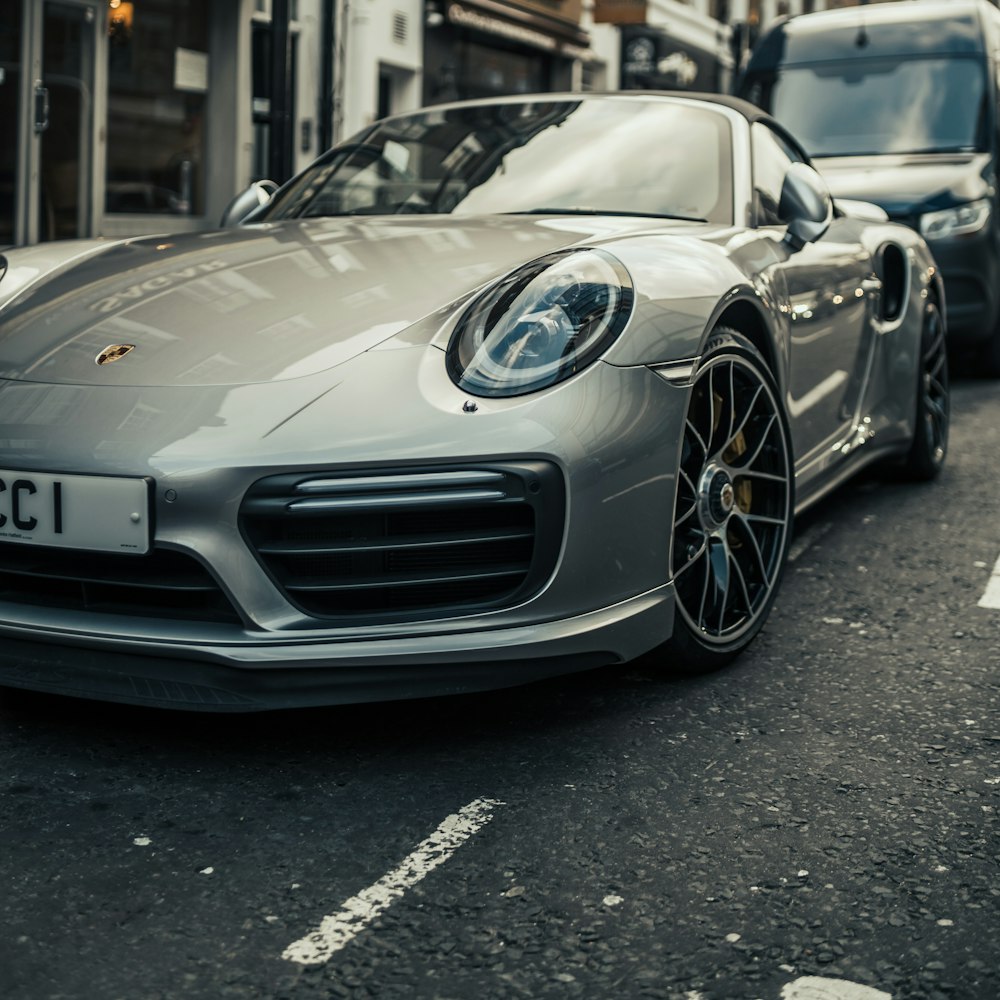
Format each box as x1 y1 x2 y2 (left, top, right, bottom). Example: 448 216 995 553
0 586 674 711
923 226 1000 345
0 352 688 710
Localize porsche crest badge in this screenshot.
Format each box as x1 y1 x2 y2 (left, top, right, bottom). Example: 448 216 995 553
95 344 135 366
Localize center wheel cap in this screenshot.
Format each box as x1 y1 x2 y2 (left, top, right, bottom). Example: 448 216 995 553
708 471 736 523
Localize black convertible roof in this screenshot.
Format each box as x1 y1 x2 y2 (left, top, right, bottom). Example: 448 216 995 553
610 91 776 124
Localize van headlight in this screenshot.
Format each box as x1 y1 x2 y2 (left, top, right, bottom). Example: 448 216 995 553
447 248 634 398
919 199 991 239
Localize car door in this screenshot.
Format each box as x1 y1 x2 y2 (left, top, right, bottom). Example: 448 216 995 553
751 122 878 468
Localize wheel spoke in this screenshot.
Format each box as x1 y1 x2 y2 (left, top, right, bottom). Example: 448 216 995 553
674 538 708 579
727 384 764 452
734 413 778 470
730 552 753 618
709 363 737 458
925 395 947 425
729 512 773 589
744 513 786 526
675 499 698 526
708 536 731 634
696 543 712 627
725 362 737 448
926 338 945 370
685 420 709 463
736 469 786 485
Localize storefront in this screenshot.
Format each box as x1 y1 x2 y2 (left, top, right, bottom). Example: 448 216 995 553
0 0 321 248
608 0 733 96
422 0 590 105
620 23 728 93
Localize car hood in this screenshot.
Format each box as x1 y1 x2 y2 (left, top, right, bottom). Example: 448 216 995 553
0 216 663 387
815 152 991 218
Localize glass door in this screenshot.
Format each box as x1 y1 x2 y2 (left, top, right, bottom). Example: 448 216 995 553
0 3 22 247
15 0 101 245
38 1 98 241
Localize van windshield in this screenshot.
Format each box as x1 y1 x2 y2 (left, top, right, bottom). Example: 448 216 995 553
769 56 987 157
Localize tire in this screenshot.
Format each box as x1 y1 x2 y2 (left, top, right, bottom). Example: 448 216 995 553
661 329 794 673
902 297 948 481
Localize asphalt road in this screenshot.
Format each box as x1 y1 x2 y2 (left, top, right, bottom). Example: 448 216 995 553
1 376 998 1000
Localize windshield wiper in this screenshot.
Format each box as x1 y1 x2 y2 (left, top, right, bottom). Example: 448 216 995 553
504 208 708 222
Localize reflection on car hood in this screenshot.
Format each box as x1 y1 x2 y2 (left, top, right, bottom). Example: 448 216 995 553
815 152 990 217
0 216 662 387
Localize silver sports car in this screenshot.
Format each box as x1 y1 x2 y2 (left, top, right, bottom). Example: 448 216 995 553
0 94 948 711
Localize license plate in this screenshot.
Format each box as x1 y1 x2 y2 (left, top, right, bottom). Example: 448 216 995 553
0 470 150 554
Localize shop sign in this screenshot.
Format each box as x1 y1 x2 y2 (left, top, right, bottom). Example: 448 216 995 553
620 25 720 92
592 0 647 25
510 0 584 28
448 3 558 51
447 1 589 53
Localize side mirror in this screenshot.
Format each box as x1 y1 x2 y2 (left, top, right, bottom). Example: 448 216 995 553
220 180 278 227
836 198 889 223
779 162 833 249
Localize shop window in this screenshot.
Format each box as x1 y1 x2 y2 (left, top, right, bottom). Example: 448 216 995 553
106 0 208 216
462 42 547 100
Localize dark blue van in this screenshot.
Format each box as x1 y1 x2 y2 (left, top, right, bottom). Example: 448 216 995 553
739 0 1000 371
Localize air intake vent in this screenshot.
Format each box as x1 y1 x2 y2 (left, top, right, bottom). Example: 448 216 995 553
240 462 564 622
392 11 407 43
0 544 242 623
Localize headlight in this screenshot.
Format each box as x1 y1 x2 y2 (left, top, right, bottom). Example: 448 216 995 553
446 248 634 398
919 198 991 239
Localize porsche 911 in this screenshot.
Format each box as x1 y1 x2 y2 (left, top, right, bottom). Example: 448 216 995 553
0 93 948 710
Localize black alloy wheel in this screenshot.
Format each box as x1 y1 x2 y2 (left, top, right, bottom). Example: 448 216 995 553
665 330 793 672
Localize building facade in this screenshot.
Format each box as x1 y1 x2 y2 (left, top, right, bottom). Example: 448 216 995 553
2 0 854 248
1 0 327 247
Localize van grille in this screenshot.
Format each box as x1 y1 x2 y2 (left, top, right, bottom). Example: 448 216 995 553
239 462 564 621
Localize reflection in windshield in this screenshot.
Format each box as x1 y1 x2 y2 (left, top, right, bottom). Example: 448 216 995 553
770 57 986 157
259 99 733 224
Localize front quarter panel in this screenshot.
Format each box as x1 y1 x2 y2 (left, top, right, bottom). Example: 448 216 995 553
597 231 787 368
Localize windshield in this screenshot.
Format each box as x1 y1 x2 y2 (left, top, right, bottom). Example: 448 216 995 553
258 98 734 224
769 56 987 157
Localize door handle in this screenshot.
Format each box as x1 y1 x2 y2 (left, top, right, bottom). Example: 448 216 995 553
860 277 882 294
33 82 49 134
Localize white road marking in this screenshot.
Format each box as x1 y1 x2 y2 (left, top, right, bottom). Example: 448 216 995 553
978 553 1000 608
788 522 834 564
282 797 504 966
781 977 891 1000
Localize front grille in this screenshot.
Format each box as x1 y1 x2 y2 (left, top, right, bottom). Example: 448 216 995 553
240 462 565 621
0 543 242 624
